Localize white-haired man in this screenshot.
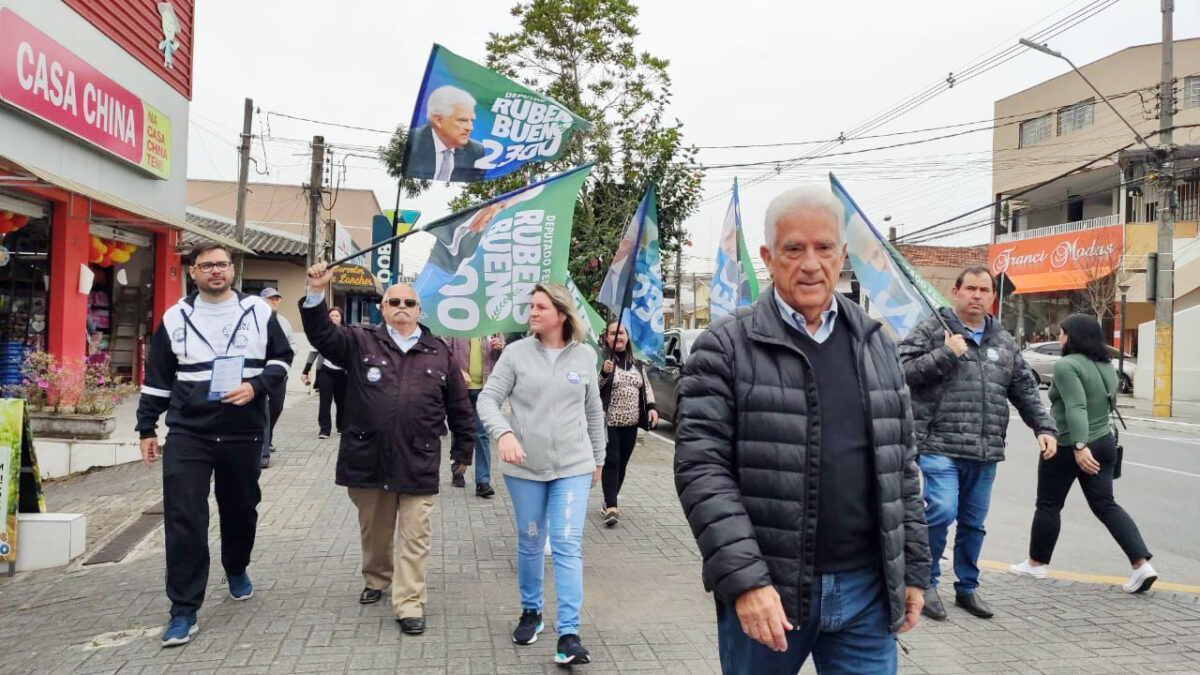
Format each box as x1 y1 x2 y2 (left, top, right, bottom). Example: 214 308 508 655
407 85 486 181
674 185 930 673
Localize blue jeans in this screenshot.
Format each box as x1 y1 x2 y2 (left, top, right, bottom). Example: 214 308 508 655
919 453 997 594
716 566 897 674
468 390 490 485
504 473 592 635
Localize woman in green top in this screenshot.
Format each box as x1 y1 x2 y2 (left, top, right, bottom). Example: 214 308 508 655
1010 314 1156 593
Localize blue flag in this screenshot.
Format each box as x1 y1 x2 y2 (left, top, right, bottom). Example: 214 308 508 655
830 173 948 338
597 186 664 362
710 179 760 321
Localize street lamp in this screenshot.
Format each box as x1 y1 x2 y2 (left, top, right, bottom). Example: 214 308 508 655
1118 283 1131 393
1018 39 1157 154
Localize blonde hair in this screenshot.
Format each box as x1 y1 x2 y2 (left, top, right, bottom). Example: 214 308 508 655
533 282 589 344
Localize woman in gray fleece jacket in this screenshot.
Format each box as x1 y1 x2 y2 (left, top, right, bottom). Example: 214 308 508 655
476 283 607 666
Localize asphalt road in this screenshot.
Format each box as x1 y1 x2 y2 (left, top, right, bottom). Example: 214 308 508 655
650 412 1200 588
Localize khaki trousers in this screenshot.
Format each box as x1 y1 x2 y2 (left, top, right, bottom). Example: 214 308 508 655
347 487 435 618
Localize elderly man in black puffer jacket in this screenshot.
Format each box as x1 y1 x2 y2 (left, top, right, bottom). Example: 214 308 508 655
898 266 1056 623
675 185 930 675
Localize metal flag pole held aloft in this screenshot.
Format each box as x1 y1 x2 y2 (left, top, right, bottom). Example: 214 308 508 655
323 163 595 270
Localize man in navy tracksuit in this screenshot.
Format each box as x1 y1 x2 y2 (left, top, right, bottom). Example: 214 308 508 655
136 242 294 647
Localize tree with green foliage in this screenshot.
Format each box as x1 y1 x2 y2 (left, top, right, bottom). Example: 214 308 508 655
379 123 432 200
379 0 703 302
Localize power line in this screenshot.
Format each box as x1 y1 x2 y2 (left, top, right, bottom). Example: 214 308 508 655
263 110 394 135
701 0 1123 205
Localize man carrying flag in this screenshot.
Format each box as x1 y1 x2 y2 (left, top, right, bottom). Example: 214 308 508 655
710 179 759 321
897 266 1056 623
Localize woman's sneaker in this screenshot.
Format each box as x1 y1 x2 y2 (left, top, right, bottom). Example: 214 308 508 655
512 609 543 645
602 507 619 528
555 634 591 665
1123 562 1158 593
1009 560 1047 579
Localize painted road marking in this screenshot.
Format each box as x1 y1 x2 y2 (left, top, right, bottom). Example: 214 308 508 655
980 559 1200 594
1123 461 1200 479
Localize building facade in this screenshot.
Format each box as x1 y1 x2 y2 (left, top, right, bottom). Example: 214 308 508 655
0 0 240 384
990 37 1200 375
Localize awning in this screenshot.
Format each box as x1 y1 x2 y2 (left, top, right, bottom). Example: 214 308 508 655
1008 270 1100 295
0 158 253 253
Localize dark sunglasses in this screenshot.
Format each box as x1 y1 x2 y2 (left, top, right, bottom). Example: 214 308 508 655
385 298 419 308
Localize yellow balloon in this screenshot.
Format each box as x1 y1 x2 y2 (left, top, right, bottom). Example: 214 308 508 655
110 249 131 264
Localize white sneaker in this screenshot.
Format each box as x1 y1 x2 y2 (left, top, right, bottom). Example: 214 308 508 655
1009 560 1047 579
1123 562 1158 593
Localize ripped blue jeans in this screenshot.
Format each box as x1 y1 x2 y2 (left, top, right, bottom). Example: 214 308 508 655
504 473 592 635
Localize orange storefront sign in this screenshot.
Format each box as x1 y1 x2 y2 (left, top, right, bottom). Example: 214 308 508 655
988 224 1124 295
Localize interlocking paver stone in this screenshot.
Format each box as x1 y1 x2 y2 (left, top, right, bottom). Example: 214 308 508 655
1 396 1198 673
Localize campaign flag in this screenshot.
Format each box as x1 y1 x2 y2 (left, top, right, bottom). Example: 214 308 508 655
597 186 664 362
710 179 759 321
566 276 609 366
400 44 593 182
412 164 593 337
830 173 948 338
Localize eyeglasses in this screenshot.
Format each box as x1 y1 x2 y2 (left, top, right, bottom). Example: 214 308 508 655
385 298 419 308
194 261 232 273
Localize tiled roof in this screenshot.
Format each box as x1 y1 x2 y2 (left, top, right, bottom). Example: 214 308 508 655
183 209 309 257
894 243 989 268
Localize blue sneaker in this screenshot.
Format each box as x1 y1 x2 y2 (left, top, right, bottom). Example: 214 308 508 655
228 572 253 600
161 614 198 647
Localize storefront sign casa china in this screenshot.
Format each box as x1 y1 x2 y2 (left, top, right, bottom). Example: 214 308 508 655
990 224 1123 276
0 8 172 179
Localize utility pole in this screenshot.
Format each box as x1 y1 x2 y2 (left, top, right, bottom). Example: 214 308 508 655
307 135 325 268
1153 0 1175 418
692 272 698 328
232 97 252 290
673 244 682 329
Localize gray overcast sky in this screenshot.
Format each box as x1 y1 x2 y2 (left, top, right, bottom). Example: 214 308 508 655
185 0 1200 274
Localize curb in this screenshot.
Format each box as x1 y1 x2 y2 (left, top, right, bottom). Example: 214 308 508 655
1121 415 1200 433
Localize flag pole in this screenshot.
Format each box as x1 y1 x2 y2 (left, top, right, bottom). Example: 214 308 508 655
609 186 652 359
326 163 594 270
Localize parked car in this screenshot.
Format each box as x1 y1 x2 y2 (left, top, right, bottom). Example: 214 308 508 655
1022 341 1135 393
646 328 705 424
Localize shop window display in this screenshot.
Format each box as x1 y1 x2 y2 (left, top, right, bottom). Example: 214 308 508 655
0 213 50 385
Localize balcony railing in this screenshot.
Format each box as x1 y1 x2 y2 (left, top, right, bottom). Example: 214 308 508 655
995 213 1119 244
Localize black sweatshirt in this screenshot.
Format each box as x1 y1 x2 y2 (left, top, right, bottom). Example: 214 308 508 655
136 292 295 440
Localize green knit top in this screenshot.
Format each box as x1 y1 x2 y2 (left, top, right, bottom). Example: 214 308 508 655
1048 353 1117 446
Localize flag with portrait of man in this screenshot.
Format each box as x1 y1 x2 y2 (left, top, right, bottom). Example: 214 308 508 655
400 44 593 182
830 173 948 338
411 164 593 337
710 179 759 321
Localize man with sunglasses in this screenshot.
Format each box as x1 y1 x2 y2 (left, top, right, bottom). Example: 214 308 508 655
136 242 295 647
299 261 474 635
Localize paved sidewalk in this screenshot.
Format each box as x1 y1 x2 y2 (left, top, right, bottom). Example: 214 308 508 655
0 397 1197 673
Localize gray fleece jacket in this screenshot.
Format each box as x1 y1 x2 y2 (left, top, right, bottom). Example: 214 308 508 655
477 336 607 481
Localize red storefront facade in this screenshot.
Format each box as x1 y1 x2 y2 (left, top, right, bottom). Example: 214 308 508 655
0 1 241 381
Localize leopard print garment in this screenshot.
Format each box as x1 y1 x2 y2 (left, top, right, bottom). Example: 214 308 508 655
604 365 654 427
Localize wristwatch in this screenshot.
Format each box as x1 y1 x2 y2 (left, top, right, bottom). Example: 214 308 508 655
1075 442 1087 451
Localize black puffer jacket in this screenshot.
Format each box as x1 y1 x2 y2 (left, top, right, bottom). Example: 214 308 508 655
674 292 930 633
898 308 1055 462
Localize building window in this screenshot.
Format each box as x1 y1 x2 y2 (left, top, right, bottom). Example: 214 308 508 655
1183 75 1200 109
1020 114 1053 147
242 279 279 296
1057 99 1094 136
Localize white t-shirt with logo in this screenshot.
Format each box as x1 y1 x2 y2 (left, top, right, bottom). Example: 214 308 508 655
192 294 244 355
